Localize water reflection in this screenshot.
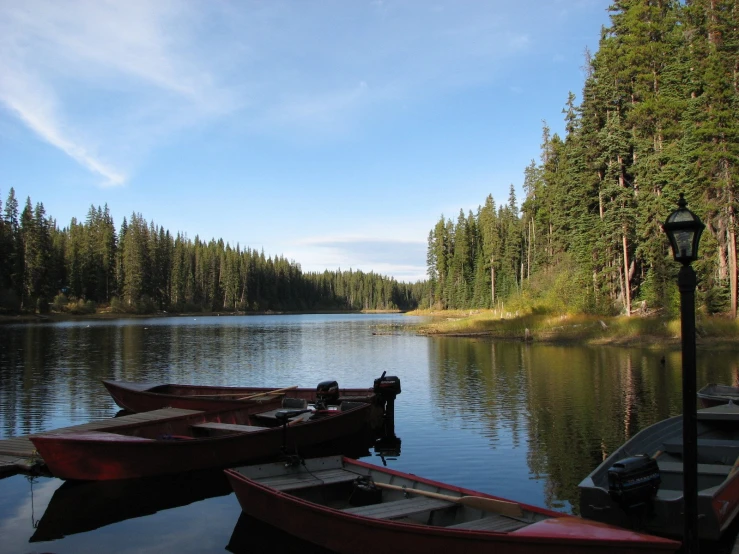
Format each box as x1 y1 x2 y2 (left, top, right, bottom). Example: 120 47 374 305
425 337 735 514
227 512 337 554
1 315 738 552
30 470 233 542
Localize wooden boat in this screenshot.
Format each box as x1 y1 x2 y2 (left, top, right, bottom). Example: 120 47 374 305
30 399 373 481
698 383 739 408
103 379 378 413
224 456 680 554
579 402 739 540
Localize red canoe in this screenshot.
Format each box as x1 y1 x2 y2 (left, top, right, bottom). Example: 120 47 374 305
30 401 372 481
225 456 680 554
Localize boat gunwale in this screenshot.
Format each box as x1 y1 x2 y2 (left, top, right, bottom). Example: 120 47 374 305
104 379 375 398
226 457 679 549
30 402 371 445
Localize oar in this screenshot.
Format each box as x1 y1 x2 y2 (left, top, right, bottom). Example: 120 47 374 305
729 455 739 475
235 386 299 401
187 385 298 400
373 482 523 518
185 386 298 399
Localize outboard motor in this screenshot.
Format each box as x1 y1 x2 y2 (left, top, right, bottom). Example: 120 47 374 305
373 372 401 436
315 380 340 410
373 372 402 402
607 454 660 510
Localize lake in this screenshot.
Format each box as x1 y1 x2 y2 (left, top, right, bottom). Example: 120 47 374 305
1 313 738 553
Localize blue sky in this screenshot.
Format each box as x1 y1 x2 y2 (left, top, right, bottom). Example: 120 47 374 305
0 1 610 283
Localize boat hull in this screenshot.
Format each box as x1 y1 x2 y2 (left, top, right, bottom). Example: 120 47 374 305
30 404 371 481
579 403 739 540
102 380 376 413
697 383 739 409
225 457 679 554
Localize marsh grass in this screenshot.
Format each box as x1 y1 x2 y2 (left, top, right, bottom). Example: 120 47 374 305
410 308 739 348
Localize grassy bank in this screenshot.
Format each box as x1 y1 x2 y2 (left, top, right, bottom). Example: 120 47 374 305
408 309 739 349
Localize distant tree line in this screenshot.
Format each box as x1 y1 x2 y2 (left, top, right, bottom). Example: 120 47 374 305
427 0 738 318
0 188 425 314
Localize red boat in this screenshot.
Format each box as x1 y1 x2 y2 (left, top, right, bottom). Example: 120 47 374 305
30 401 372 481
225 456 680 554
103 379 380 414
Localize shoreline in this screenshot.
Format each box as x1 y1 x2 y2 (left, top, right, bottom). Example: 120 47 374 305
410 309 739 350
0 309 404 325
418 330 739 349
3 309 737 350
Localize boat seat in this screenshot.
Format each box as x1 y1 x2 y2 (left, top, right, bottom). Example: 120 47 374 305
339 401 366 411
189 422 266 437
658 461 733 476
446 514 528 532
655 489 683 501
282 397 309 409
343 496 456 519
697 408 739 421
253 408 311 422
257 468 358 492
661 438 739 465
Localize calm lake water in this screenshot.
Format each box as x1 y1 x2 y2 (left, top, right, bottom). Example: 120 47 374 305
1 313 738 553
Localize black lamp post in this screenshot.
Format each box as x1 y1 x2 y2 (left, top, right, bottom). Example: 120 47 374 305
663 192 705 554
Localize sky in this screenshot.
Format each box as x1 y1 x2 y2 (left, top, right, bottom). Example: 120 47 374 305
0 0 612 283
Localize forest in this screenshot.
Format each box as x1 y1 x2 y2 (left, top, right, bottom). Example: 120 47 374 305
426 0 738 318
2 1 737 320
0 192 426 315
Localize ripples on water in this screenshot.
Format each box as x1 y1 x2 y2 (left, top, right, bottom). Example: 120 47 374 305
1 313 738 553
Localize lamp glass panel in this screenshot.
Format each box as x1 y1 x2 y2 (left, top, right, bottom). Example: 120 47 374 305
674 229 695 259
668 210 694 224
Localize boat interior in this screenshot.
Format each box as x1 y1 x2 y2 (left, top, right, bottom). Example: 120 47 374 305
595 408 739 498
231 456 549 532
81 398 366 441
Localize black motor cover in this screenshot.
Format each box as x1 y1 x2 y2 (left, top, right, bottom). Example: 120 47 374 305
316 380 340 405
607 454 660 509
373 374 401 400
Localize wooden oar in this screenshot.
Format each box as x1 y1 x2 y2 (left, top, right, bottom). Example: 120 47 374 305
373 482 523 518
235 386 299 401
185 386 298 399
728 455 739 475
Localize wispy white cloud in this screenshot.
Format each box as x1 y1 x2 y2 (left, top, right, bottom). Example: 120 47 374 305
0 63 126 186
0 0 564 186
0 0 238 186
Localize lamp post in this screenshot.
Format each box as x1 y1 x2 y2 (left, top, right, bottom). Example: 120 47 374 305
663 192 705 554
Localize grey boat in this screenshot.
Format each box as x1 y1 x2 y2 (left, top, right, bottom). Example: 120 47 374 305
578 402 739 540
697 383 739 408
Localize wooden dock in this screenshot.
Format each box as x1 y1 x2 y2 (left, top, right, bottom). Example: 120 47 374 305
0 408 200 477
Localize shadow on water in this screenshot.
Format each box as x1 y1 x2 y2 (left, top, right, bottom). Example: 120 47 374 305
30 469 233 542
227 512 338 554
